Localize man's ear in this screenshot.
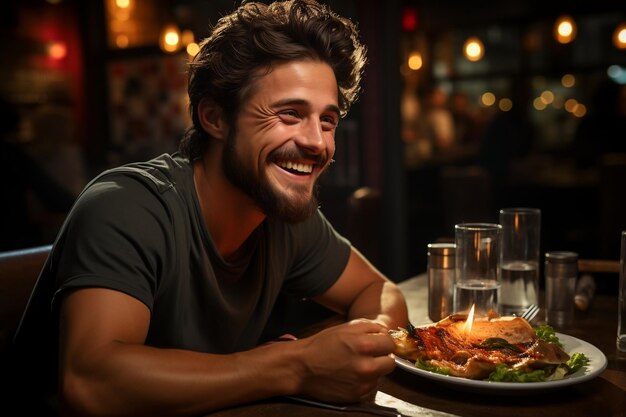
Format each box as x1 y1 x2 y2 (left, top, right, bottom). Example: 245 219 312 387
197 97 228 141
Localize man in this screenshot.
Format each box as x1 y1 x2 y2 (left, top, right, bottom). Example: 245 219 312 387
12 1 408 415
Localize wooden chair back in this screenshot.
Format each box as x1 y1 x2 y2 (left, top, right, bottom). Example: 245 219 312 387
347 186 383 268
0 245 52 353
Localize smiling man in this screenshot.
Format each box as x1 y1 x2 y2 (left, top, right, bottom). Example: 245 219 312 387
12 1 408 416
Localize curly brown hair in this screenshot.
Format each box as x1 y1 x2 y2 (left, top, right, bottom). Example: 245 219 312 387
179 0 367 160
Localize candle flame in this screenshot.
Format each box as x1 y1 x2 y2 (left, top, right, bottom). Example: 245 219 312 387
462 304 475 337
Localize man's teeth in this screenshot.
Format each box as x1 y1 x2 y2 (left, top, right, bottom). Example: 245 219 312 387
276 161 313 174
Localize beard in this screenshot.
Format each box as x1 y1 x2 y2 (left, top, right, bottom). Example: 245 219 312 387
222 131 326 224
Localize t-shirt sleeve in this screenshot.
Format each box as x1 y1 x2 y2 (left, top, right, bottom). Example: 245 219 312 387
280 209 352 298
51 174 173 311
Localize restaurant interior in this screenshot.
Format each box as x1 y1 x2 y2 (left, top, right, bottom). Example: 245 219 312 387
1 0 625 290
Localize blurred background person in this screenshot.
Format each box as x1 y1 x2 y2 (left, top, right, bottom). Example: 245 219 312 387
421 86 456 156
572 77 626 169
26 82 88 197
450 89 483 148
0 96 75 251
476 79 535 209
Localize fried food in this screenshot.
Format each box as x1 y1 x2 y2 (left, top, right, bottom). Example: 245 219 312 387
390 314 570 380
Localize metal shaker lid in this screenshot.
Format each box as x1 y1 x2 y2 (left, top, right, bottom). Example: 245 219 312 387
427 243 455 269
545 251 578 263
545 251 578 277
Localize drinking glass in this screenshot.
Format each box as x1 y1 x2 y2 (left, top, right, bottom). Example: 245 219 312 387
453 223 502 316
499 208 541 316
618 231 626 352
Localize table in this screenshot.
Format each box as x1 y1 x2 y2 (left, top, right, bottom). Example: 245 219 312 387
208 274 626 417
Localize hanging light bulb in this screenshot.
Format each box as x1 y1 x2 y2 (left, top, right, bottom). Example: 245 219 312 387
463 37 484 62
407 51 423 70
554 15 577 44
613 23 626 49
159 23 181 53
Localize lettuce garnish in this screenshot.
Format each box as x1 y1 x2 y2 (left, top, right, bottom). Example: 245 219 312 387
566 352 589 374
487 364 549 382
534 324 564 348
415 359 451 375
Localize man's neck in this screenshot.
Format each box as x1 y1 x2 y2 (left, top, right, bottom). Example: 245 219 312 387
193 155 265 259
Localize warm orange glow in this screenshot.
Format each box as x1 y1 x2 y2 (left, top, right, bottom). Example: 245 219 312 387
462 304 475 337
48 41 67 59
614 23 626 49
165 32 179 46
160 24 181 53
116 34 129 48
407 51 423 70
181 30 195 46
554 15 577 44
481 92 496 107
540 90 555 104
186 42 200 57
463 37 484 62
564 98 579 112
533 96 547 110
561 73 575 88
572 103 587 118
499 98 513 112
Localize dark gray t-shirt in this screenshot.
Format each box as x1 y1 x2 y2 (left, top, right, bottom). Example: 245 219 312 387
14 153 351 386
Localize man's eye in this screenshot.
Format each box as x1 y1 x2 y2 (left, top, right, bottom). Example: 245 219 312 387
321 116 338 129
280 110 299 119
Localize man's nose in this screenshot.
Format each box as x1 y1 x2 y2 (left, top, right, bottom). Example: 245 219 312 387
295 119 326 153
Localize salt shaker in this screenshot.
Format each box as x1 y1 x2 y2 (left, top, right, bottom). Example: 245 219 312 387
545 251 578 328
427 243 455 322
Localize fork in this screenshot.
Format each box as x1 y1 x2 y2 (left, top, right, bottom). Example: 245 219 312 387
520 304 540 322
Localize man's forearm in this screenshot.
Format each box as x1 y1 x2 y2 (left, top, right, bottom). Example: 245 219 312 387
346 280 409 329
60 342 301 417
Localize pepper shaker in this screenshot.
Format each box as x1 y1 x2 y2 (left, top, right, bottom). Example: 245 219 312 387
545 251 578 328
427 243 455 322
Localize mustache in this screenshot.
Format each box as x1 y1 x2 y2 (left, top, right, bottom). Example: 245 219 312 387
269 147 329 166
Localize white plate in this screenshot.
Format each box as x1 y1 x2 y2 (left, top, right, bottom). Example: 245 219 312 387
394 332 608 393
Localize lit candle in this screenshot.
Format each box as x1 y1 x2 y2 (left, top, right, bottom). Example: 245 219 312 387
462 304 475 338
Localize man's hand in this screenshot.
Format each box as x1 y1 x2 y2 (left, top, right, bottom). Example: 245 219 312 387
292 319 396 403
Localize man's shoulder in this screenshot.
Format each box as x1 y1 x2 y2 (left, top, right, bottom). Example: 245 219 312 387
91 153 191 195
